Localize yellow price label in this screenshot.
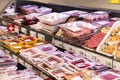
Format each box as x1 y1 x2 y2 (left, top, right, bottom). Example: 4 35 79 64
109 0 120 4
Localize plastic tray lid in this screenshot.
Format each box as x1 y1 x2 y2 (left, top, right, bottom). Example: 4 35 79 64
96 21 120 56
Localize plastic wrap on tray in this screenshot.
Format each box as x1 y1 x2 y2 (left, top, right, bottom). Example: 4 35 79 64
49 67 73 80
62 10 87 17
96 71 120 80
0 55 17 66
36 44 57 53
79 11 109 22
37 12 70 25
20 47 42 58
20 5 52 15
58 21 97 44
68 58 95 71
19 36 38 45
29 53 47 65
84 32 106 49
40 22 59 33
96 21 120 57
37 63 51 72
42 55 64 69
20 5 39 14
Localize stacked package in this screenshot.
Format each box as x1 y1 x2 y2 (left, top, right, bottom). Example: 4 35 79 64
37 12 70 34
56 21 97 45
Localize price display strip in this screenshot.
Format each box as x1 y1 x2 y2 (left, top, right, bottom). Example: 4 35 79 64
24 62 33 70
38 33 45 40
52 38 64 48
113 60 120 71
1 20 8 26
18 57 25 66
21 27 27 34
99 55 113 68
4 49 11 55
30 30 37 37
12 54 18 61
64 43 77 53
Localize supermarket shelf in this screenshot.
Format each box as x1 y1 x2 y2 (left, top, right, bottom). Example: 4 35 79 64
1 0 120 72
0 43 57 80
52 38 113 68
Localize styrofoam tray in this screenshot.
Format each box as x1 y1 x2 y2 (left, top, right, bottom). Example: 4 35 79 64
96 21 120 56
37 12 69 25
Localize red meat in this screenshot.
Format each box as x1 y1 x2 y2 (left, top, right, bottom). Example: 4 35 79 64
85 32 106 48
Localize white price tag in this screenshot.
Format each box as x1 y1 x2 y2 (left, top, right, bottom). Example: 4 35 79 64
30 31 36 37
21 27 27 34
91 53 101 63
52 39 64 48
18 58 25 66
64 43 77 52
99 56 112 67
113 60 120 71
2 21 8 25
5 49 10 55
25 62 32 69
38 33 45 40
12 55 18 61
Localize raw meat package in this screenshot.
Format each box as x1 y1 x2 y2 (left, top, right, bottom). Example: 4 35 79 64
48 50 65 58
20 5 39 14
79 11 109 22
97 71 120 80
22 17 39 25
42 55 64 69
68 58 95 71
97 21 120 57
40 22 59 34
20 5 52 15
85 32 106 49
58 21 97 45
20 48 41 59
36 44 57 53
0 55 17 66
62 10 87 17
37 63 51 72
37 12 70 25
49 67 73 80
29 53 47 65
88 63 109 72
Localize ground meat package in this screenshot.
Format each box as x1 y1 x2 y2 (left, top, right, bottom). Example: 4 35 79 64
59 21 97 45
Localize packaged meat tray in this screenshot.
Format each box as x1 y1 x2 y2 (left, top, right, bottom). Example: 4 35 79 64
20 5 39 14
37 12 70 25
49 67 73 80
0 55 17 66
97 71 120 80
10 45 33 53
20 5 52 15
96 21 120 57
58 21 97 45
68 58 95 71
62 10 87 17
79 11 109 22
37 63 51 72
36 44 57 54
64 72 84 80
3 39 24 47
29 53 47 65
48 50 65 58
20 48 41 59
40 22 59 33
42 55 64 69
84 32 106 49
19 36 38 45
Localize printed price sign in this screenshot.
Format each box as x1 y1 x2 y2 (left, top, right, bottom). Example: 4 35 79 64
109 0 120 4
